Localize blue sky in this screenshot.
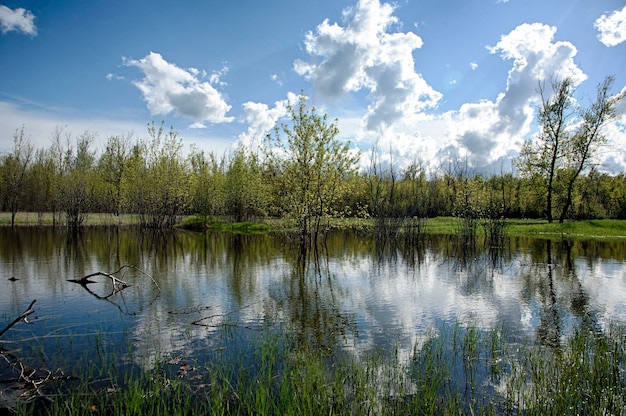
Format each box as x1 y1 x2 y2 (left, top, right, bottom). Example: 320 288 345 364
1 0 625 173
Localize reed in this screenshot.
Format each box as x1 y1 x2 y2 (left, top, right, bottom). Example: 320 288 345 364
8 322 626 415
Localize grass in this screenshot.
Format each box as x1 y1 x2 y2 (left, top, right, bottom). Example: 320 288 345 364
405 217 626 241
4 212 626 240
8 323 626 415
0 212 142 227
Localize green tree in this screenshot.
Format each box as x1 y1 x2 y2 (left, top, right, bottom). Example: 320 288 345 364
187 147 225 225
97 133 133 221
62 131 97 228
517 76 624 223
517 78 573 223
225 148 266 222
0 126 33 227
265 94 359 245
25 148 56 224
123 122 188 229
556 76 624 222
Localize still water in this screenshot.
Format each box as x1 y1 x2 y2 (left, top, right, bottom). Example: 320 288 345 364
1 226 626 372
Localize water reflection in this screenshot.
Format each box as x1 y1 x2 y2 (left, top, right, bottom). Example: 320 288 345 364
1 227 626 371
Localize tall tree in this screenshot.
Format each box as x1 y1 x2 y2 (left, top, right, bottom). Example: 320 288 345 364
62 131 97 228
517 78 575 223
98 133 133 221
123 122 188 229
265 94 359 245
557 76 624 222
225 148 266 222
516 76 623 223
187 147 225 226
0 126 33 227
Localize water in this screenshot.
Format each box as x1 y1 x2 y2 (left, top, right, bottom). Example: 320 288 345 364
1 226 626 373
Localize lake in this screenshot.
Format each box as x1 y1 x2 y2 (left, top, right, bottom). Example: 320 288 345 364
2 226 626 379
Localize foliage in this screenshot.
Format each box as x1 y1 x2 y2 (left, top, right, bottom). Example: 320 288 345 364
517 76 624 223
0 126 33 227
264 94 359 244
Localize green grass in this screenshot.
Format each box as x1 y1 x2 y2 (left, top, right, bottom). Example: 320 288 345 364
507 218 626 240
9 323 626 415
0 212 142 227
4 212 626 240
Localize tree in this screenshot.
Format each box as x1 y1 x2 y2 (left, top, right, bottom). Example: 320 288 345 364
265 94 359 245
225 148 266 222
98 133 133 221
516 76 623 223
123 122 188 229
61 131 97 228
187 147 225 225
0 126 33 227
557 76 624 222
517 78 574 223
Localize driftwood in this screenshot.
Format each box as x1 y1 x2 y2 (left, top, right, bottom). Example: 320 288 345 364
1 300 74 410
68 264 160 300
0 300 36 339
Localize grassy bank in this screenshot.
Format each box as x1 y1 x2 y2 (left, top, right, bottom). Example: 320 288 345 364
3 212 626 240
403 217 626 240
0 212 142 227
10 323 626 415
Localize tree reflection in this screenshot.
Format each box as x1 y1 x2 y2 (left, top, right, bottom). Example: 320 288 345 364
271 240 357 353
522 239 601 349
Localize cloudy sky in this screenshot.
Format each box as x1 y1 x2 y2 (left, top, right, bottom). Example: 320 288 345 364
1 0 625 173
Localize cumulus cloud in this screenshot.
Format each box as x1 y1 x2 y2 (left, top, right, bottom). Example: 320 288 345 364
444 23 587 168
294 0 441 132
0 5 36 36
595 5 626 47
236 92 297 149
123 52 233 127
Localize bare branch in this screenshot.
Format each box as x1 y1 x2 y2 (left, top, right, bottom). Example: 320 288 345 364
0 300 36 338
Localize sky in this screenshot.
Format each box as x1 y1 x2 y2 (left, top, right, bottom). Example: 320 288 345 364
1 0 625 174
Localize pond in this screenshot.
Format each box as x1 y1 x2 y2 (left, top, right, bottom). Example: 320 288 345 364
1 226 626 405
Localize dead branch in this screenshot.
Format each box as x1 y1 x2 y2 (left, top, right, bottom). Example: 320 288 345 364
191 301 261 327
0 300 36 339
67 264 160 292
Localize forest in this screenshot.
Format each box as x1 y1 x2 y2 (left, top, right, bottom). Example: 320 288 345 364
1 79 625 232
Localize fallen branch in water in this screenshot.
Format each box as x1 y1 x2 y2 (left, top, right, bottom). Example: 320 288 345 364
1 300 76 410
191 301 261 327
68 264 160 299
0 300 36 339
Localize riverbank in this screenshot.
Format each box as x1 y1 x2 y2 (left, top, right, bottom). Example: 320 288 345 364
3 212 626 240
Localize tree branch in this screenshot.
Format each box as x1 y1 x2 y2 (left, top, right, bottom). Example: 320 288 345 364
0 300 36 338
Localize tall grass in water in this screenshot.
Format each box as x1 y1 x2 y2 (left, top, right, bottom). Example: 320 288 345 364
10 324 626 415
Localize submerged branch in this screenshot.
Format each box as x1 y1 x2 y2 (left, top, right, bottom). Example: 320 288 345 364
0 300 36 339
67 264 160 293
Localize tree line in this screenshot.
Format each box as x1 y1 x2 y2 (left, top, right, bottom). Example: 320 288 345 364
1 80 625 234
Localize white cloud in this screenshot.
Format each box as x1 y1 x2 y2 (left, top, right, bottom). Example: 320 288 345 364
105 73 124 81
294 0 441 132
235 92 296 150
443 23 587 168
123 52 233 128
595 5 626 47
270 74 283 86
469 62 478 70
0 5 36 36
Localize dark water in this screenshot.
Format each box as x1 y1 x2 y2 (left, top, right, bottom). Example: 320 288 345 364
1 226 626 372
